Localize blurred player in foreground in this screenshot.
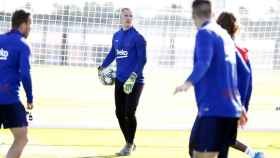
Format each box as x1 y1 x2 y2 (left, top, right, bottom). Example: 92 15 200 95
0 9 33 158
174 0 247 158
217 11 264 158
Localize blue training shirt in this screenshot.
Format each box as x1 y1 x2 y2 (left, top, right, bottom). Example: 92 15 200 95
0 30 33 104
236 46 252 111
186 21 242 117
101 27 147 83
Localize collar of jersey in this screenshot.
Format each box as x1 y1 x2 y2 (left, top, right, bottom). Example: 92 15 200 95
9 29 24 37
121 26 134 33
201 20 210 28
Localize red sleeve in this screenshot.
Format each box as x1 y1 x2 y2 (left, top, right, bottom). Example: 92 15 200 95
236 46 249 62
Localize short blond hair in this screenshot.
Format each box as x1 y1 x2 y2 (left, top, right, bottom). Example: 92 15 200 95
121 8 131 13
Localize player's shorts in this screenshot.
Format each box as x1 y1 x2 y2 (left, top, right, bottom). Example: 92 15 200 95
114 79 143 117
0 102 28 129
189 116 238 154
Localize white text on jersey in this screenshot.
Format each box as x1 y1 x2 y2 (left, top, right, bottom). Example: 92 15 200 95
0 48 9 60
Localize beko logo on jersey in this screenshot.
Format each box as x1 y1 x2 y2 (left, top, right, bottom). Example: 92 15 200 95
0 48 9 60
116 49 128 59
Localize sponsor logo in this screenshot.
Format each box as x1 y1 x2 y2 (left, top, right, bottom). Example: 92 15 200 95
0 48 8 60
116 49 128 59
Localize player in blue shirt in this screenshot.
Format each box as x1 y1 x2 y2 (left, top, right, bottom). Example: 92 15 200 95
217 12 264 158
98 8 147 156
174 1 247 158
0 9 33 158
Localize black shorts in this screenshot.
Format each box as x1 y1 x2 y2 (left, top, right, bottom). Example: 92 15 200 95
189 116 238 154
0 102 28 129
114 79 143 116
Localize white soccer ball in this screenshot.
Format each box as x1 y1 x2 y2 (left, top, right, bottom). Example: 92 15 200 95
102 68 116 85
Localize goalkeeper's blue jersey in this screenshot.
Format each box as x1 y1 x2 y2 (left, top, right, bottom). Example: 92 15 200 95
101 27 147 83
186 21 242 118
0 30 33 104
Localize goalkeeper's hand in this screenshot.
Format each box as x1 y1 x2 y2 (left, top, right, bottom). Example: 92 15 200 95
98 66 105 85
123 72 137 94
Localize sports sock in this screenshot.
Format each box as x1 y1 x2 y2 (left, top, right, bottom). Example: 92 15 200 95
245 147 256 158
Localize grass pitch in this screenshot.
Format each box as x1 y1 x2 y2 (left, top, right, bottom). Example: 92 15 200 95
0 128 279 158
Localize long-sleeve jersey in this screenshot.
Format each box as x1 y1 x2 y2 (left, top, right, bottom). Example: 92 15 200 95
186 21 242 117
101 27 147 83
236 46 252 111
0 30 33 104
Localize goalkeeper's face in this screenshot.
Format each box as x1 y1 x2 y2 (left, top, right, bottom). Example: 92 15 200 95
121 9 133 29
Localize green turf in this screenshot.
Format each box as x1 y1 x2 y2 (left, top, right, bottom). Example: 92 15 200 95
24 67 280 109
0 128 279 158
5 67 278 157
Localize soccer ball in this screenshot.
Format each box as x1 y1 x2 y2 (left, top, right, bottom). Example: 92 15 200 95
102 68 116 85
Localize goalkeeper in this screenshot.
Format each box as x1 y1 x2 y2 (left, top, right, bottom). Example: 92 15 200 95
98 8 147 156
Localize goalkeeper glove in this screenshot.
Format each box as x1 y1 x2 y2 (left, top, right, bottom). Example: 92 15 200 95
123 72 137 94
98 66 105 85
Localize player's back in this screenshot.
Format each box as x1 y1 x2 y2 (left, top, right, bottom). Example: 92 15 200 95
193 22 242 118
0 30 27 104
